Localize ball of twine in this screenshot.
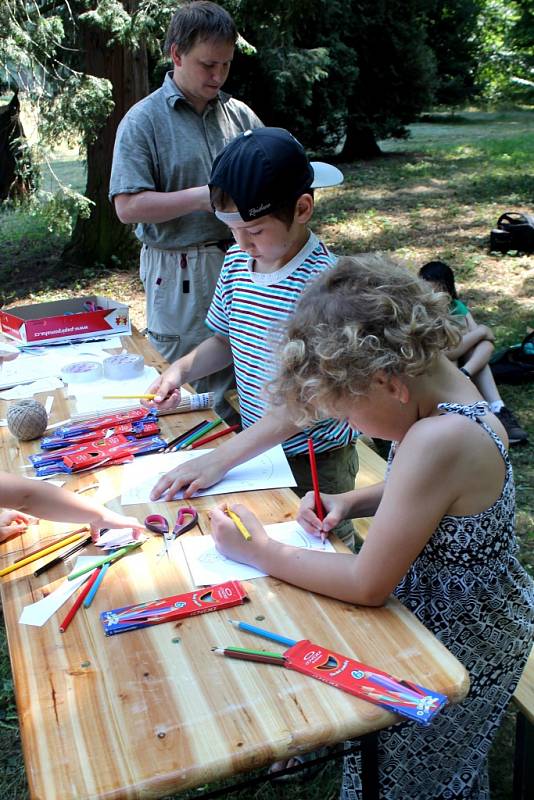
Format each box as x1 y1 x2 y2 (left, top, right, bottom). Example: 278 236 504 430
7 399 48 441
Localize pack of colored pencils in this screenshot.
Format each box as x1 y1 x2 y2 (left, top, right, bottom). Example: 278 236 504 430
282 639 448 725
215 622 448 726
100 581 247 636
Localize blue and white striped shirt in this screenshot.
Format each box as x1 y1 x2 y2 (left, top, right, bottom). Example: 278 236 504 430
206 232 358 456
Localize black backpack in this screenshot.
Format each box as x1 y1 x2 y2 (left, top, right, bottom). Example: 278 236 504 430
490 212 534 254
490 331 534 384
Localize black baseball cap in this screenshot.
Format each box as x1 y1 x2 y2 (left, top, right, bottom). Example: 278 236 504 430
209 127 343 223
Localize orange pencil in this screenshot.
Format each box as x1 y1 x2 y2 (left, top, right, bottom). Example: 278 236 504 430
307 437 325 546
59 567 101 633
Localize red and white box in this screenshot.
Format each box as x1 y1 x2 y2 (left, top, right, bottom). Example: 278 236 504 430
0 296 131 346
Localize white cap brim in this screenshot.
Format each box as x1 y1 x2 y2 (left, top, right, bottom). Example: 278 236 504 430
311 162 344 189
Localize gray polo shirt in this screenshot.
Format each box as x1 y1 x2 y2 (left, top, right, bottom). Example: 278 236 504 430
109 72 262 249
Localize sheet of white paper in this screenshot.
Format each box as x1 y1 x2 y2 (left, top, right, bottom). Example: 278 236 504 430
0 339 125 390
0 377 63 400
180 521 335 585
95 528 143 550
120 444 296 505
18 556 96 627
68 366 159 417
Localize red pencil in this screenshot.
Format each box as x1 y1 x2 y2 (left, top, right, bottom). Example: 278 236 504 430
307 437 326 546
189 424 240 449
307 437 324 521
59 567 101 633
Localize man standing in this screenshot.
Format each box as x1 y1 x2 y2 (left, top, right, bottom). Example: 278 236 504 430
110 2 261 415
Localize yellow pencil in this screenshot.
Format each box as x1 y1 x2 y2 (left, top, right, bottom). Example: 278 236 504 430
225 508 252 542
0 531 88 578
102 394 156 400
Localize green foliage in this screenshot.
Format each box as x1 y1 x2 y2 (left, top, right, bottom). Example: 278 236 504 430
41 74 114 146
476 0 534 104
426 1 481 106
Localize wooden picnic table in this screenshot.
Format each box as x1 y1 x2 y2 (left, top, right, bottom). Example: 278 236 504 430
0 329 469 800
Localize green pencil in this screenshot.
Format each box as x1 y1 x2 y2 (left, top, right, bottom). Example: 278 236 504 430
174 418 222 450
67 541 143 581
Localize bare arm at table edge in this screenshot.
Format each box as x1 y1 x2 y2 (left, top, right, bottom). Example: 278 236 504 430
150 409 301 501
0 472 145 539
114 186 212 224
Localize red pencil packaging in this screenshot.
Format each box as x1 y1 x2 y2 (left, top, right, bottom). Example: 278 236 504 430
283 640 448 725
100 581 247 635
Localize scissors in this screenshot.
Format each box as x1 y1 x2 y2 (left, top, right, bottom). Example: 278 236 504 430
144 507 199 560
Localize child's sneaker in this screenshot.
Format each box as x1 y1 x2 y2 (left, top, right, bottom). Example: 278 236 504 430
495 407 529 445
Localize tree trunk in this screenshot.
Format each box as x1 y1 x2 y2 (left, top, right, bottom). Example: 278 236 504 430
0 92 35 202
338 120 382 160
63 19 149 268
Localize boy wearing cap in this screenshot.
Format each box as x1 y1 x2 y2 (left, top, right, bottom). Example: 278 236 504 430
146 127 358 548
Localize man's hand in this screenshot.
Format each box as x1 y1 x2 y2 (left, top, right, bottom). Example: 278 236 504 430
142 366 184 411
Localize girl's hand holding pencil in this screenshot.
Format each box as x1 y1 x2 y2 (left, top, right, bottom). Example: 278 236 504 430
211 504 269 566
297 491 352 541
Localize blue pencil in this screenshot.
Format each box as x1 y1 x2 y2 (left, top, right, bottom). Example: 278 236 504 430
83 561 110 607
228 620 297 647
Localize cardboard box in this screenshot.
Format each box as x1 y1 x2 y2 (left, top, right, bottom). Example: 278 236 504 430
0 295 131 346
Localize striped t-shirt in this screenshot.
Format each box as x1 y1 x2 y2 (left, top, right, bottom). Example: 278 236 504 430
206 232 358 456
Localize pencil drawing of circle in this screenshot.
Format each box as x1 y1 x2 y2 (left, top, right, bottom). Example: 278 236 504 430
200 548 230 564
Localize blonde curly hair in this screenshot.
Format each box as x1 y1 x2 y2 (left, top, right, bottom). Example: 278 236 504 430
268 254 462 424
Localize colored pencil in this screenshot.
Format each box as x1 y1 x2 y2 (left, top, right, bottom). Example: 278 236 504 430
0 531 89 578
212 647 286 666
307 437 325 546
14 527 89 563
173 418 222 450
67 540 143 581
228 620 297 647
59 568 101 632
33 534 93 577
102 394 156 399
163 419 210 452
188 424 240 449
83 561 110 607
225 508 252 541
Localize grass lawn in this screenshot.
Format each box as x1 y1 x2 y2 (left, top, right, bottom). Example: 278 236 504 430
0 109 532 800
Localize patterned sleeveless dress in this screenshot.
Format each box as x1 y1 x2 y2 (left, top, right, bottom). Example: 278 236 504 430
341 402 534 800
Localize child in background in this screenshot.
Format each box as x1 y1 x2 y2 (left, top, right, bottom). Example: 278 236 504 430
419 260 528 445
210 255 534 799
146 127 358 548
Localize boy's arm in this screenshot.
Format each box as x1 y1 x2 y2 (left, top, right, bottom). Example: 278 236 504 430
146 334 233 410
150 409 302 501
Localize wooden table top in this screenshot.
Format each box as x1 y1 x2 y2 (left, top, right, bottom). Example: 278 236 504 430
0 331 469 800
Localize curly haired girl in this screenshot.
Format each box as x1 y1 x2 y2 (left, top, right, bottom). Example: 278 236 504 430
210 255 533 799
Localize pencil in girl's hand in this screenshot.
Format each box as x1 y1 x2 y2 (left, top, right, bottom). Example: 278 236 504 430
211 646 286 666
307 437 326 546
225 508 252 541
187 424 240 449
